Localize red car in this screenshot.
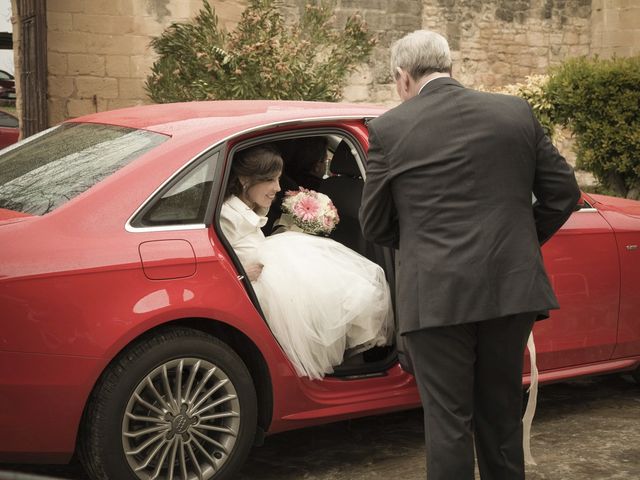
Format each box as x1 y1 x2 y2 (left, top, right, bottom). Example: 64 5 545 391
0 110 19 149
0 70 15 100
0 101 639 480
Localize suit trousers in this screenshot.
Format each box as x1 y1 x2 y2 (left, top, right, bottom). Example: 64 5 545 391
404 312 536 480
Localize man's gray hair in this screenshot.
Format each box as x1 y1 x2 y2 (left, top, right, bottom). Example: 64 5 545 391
390 30 452 80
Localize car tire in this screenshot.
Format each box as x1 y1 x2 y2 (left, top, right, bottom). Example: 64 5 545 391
632 366 640 384
78 327 258 480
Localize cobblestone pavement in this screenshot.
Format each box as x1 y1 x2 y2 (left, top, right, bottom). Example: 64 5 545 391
2 373 639 480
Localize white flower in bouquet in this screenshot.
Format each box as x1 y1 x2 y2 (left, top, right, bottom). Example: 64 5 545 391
280 187 339 235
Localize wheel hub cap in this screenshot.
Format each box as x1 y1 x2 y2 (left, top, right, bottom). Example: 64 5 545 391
172 413 194 435
166 404 199 439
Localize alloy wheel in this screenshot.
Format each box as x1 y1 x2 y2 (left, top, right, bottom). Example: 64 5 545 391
122 358 241 480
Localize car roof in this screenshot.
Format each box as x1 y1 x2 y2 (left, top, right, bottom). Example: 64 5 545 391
70 100 388 140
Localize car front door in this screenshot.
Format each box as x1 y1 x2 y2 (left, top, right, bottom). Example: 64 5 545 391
533 200 620 373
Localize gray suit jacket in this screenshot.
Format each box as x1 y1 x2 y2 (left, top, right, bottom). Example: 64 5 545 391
360 77 580 334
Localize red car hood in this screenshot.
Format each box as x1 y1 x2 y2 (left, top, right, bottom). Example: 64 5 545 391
588 193 640 218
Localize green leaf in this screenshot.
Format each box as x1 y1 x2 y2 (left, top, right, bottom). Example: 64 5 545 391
146 0 374 103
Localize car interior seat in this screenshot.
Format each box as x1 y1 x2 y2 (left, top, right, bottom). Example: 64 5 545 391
318 140 374 260
319 140 398 375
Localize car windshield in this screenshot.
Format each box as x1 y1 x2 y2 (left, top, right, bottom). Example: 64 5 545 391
0 123 168 215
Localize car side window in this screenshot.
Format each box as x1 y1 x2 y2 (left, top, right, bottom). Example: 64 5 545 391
132 152 218 227
0 112 17 128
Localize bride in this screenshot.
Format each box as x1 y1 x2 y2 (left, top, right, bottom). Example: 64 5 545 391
220 144 393 380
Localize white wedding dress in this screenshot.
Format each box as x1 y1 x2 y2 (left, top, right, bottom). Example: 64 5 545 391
221 196 393 380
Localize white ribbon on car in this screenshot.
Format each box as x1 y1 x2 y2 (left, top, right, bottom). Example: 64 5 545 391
522 331 538 465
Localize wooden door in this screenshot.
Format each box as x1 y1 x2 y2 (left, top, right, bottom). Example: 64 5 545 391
16 0 47 138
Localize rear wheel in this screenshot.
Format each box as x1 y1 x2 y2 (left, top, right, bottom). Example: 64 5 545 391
632 366 640 384
79 327 257 480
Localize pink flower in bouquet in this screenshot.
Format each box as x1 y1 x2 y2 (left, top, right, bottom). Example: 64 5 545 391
281 188 340 235
293 195 320 221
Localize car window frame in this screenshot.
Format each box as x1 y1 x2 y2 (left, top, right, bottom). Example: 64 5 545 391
126 146 225 232
126 115 377 234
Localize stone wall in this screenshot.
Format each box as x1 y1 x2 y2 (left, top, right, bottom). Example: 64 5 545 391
41 0 640 124
340 0 596 105
46 0 247 125
590 0 640 57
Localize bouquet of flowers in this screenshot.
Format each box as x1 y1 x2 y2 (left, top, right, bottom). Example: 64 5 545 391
279 188 340 236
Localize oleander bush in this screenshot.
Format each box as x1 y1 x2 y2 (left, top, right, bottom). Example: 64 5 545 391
546 56 640 199
146 0 375 103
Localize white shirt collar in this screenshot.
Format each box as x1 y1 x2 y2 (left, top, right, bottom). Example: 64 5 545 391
226 195 268 228
418 73 451 95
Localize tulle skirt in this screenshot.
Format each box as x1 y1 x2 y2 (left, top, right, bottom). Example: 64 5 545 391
253 231 394 380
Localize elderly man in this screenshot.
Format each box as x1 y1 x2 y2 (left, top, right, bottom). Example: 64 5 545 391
360 30 580 479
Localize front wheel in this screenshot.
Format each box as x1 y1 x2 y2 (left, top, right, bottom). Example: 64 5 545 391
79 327 258 480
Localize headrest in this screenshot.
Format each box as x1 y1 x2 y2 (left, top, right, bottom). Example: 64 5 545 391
330 141 361 177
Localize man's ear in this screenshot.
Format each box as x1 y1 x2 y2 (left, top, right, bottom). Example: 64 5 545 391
397 69 412 97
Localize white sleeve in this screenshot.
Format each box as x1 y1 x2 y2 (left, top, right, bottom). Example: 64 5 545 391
220 203 242 247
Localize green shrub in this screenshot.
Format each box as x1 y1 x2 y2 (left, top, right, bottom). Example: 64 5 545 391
146 0 375 103
546 56 640 199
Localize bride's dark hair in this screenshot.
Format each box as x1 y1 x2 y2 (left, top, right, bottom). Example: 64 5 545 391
225 144 283 199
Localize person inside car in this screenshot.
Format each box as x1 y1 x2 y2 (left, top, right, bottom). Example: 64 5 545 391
220 144 393 380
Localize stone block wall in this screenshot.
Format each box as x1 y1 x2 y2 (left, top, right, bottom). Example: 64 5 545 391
46 0 246 125
425 0 592 89
590 0 640 57
337 0 425 105
338 0 596 105
42 0 640 124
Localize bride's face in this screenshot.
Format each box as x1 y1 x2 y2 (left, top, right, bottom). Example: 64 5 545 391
244 174 281 209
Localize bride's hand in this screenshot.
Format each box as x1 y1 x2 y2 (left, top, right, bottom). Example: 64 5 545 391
245 263 264 282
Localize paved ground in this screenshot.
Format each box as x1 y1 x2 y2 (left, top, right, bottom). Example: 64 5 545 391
2 373 639 480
